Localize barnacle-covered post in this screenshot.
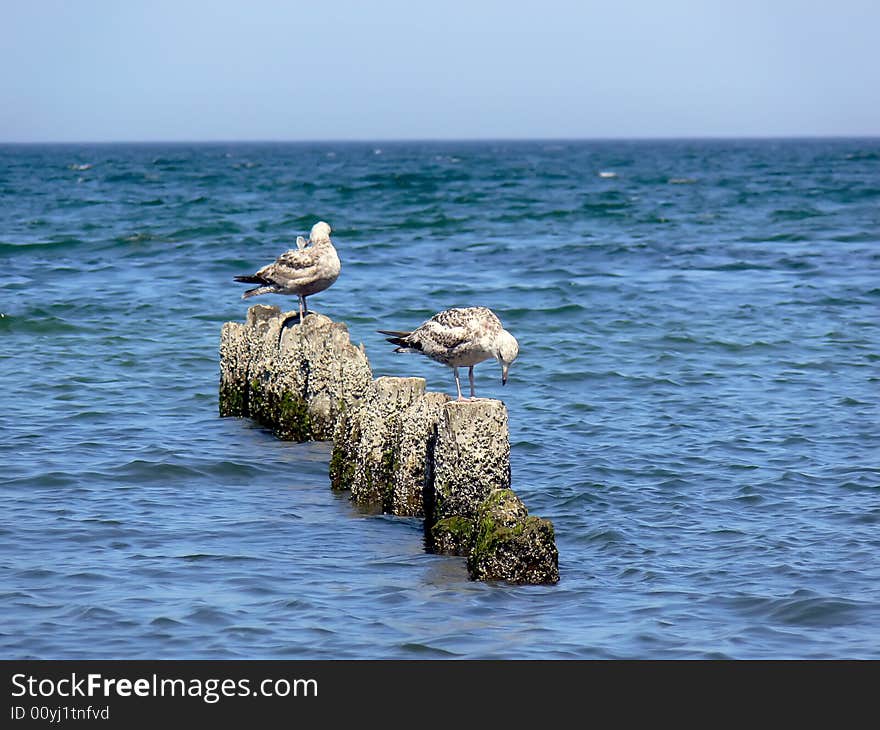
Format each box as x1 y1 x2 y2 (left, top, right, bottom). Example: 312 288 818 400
220 305 559 585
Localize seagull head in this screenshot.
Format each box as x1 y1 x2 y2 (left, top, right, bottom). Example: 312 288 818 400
496 330 519 385
310 221 332 244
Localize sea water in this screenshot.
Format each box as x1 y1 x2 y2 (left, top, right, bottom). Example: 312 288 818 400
1 139 878 658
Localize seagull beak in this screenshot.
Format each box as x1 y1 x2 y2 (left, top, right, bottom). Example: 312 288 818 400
501 363 509 385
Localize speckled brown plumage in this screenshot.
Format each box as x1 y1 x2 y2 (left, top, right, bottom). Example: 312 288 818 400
235 221 340 321
379 306 519 400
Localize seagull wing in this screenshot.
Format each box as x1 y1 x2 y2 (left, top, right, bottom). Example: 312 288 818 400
255 247 320 287
410 318 474 354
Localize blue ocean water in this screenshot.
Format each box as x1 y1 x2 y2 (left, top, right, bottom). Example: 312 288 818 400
1 139 878 659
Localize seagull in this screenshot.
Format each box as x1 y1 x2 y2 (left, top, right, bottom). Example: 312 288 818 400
378 307 519 401
234 221 340 321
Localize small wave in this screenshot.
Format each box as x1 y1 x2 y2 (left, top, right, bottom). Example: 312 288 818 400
768 595 865 627
0 591 34 601
67 571 111 582
770 207 824 221
700 261 772 272
186 607 233 625
659 333 698 345
201 460 271 479
584 528 627 545
738 232 810 243
151 157 190 168
104 171 150 183
82 517 124 527
582 195 632 216
168 222 243 239
522 303 588 317
67 606 121 621
549 371 592 384
815 295 868 306
0 314 88 336
362 171 466 190
397 642 459 657
708 337 777 351
0 237 88 254
830 231 879 243
838 480 880 494
17 568 58 579
774 256 816 270
733 494 764 505
828 186 880 202
179 554 258 563
109 460 204 482
394 215 472 231
255 214 326 233
844 150 880 161
120 231 155 243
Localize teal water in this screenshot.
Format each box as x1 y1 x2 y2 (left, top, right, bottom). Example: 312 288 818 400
1 139 878 658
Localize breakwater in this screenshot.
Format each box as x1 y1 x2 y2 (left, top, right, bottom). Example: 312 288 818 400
220 305 558 585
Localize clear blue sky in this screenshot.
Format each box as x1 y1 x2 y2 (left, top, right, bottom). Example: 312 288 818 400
2 0 878 141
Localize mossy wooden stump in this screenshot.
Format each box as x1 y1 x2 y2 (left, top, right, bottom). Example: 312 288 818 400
426 400 558 584
429 400 511 551
219 305 372 440
348 376 427 511
220 305 559 585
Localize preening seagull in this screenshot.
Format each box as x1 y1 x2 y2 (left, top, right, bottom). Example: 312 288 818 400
234 221 340 321
378 306 519 401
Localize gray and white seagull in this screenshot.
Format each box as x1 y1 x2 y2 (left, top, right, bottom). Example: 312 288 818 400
234 221 340 321
379 306 519 401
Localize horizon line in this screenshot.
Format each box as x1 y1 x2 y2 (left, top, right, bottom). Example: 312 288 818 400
2 134 879 146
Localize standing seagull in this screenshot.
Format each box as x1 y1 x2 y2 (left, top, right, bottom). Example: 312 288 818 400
234 221 340 321
378 307 519 401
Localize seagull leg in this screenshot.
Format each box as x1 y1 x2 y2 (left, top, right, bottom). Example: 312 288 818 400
453 367 464 401
298 295 305 322
468 366 476 400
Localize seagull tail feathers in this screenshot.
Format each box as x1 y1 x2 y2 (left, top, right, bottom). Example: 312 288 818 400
241 285 278 299
377 329 414 349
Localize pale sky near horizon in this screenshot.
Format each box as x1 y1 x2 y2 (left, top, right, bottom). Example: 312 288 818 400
2 0 878 142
